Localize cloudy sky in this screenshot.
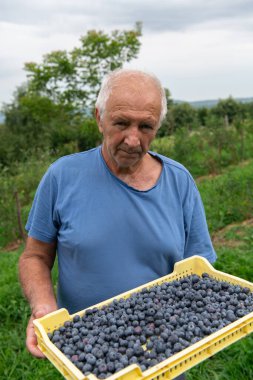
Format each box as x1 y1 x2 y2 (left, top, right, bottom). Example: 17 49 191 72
1 0 253 106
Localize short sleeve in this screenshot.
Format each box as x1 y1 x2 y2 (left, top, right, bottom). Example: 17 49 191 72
184 188 217 263
25 167 59 242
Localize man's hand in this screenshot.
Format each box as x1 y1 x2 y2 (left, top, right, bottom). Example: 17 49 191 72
19 237 58 357
26 304 57 358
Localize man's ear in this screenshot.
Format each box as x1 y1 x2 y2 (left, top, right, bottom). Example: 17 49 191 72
95 108 103 133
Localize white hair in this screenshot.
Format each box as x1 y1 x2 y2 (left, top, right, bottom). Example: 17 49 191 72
95 68 167 126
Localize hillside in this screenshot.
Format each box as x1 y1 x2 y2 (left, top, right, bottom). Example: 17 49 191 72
175 97 253 108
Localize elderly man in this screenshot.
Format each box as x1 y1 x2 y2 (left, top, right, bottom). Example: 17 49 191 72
19 69 216 379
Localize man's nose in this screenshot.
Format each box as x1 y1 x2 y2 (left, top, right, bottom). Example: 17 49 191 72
124 127 140 147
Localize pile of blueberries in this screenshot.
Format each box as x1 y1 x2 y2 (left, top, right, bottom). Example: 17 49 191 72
48 273 253 379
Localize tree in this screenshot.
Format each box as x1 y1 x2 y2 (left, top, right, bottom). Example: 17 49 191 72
171 102 198 131
2 85 71 160
213 96 241 125
2 88 102 162
24 23 142 111
197 106 210 127
1 24 142 165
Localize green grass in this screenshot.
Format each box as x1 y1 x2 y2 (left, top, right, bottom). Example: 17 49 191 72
152 121 253 178
197 160 253 233
0 223 253 379
186 223 253 380
0 246 61 379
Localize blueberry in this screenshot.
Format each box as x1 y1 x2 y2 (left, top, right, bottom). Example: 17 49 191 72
226 310 236 322
173 343 183 352
73 315 81 323
86 354 96 365
107 362 115 372
169 334 179 344
236 309 246 317
98 363 107 374
120 355 128 366
156 341 166 354
133 345 144 357
82 363 92 373
63 346 74 356
71 354 79 363
108 350 118 361
188 322 195 331
115 362 124 372
79 352 86 362
52 335 60 343
129 356 138 364
238 293 247 301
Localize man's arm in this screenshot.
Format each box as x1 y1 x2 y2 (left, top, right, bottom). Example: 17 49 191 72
184 189 216 263
19 236 58 357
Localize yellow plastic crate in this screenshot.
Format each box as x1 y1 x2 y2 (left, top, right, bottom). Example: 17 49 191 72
34 256 253 380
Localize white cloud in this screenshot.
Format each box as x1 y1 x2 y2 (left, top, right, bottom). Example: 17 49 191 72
126 25 253 100
0 0 253 105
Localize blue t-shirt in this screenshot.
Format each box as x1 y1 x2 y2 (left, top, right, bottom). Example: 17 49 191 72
26 146 216 313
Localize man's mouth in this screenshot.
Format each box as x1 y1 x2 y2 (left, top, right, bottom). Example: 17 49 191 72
119 147 142 155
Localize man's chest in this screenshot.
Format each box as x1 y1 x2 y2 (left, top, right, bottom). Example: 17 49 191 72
56 184 185 264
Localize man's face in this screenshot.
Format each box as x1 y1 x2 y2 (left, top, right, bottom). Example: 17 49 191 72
96 76 162 173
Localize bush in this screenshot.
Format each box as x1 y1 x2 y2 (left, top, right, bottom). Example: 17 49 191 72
150 136 174 157
198 160 253 233
152 119 253 177
0 152 53 247
77 118 102 151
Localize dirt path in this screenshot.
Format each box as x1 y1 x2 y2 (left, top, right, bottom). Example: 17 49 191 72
196 159 252 183
212 218 253 248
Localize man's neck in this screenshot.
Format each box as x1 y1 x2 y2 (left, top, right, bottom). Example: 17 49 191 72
104 151 162 191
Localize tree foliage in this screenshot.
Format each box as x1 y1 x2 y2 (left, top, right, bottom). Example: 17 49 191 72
213 96 242 125
24 24 142 111
1 24 142 165
172 102 198 131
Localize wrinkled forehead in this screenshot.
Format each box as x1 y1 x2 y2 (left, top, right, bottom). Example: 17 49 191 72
110 73 160 95
104 77 162 124
105 74 162 114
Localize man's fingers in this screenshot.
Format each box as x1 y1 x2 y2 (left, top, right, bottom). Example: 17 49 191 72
26 305 57 358
26 333 46 358
26 315 46 358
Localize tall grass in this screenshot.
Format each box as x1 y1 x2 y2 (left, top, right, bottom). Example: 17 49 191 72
197 160 253 233
0 247 61 379
151 120 253 177
0 152 53 247
187 222 253 380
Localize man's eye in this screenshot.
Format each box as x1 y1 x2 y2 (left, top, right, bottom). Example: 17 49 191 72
141 124 153 130
115 121 127 127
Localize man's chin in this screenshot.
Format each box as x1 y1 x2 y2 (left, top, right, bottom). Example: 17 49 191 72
115 157 140 168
